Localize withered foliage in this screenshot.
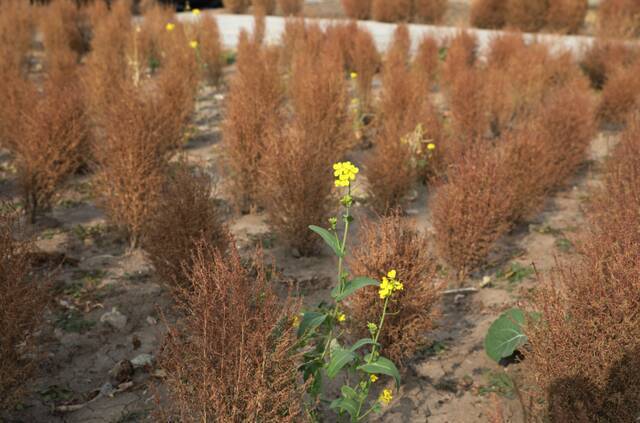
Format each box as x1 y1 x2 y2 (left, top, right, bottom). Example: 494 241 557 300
414 0 448 23
144 162 229 291
597 0 640 38
278 0 303 15
341 0 372 19
160 243 305 421
0 207 49 409
347 213 442 365
371 0 412 22
580 40 638 89
224 0 250 13
525 115 640 422
222 30 284 212
546 0 588 34
470 0 506 29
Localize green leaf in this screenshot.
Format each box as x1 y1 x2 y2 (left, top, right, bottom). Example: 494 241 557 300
332 277 380 301
341 385 359 401
309 225 343 257
329 397 359 419
358 356 401 389
350 338 378 352
297 311 327 338
484 308 528 363
327 348 356 379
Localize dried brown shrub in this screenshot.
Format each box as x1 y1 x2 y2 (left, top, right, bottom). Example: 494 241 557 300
371 0 412 22
193 14 225 85
414 0 448 23
224 0 250 13
441 31 477 87
597 0 640 38
260 44 349 255
222 31 284 212
2 74 88 223
347 213 442 365
470 0 506 29
348 25 380 109
432 145 516 276
160 242 305 421
506 0 549 32
580 40 638 89
253 0 276 14
278 0 303 16
0 207 49 409
525 117 640 422
413 36 440 87
341 0 372 19
545 0 588 34
38 0 86 76
597 62 640 124
0 0 34 77
446 66 490 141
144 162 228 291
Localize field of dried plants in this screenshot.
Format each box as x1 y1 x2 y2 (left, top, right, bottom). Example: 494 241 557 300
1 0 640 422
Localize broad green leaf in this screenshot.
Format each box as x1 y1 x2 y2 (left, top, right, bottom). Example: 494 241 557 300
332 277 380 301
341 385 359 401
309 225 343 257
350 338 378 352
358 356 401 389
327 348 356 379
329 397 359 419
297 311 327 338
484 308 527 363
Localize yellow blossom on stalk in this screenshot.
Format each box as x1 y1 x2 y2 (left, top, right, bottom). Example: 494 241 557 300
337 312 346 323
165 22 175 31
192 8 201 15
189 40 199 49
379 389 393 405
370 374 378 383
379 269 403 299
292 315 300 328
350 71 358 79
427 142 436 151
333 161 359 188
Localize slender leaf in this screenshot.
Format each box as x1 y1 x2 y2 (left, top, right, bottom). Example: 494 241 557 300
330 397 359 419
333 277 380 301
309 225 343 257
297 311 327 338
341 385 359 401
350 338 378 352
327 348 356 379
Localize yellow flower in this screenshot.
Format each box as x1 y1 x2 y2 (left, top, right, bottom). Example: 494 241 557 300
351 98 359 105
379 269 403 299
189 40 199 49
427 142 436 151
350 71 358 79
370 374 378 383
333 161 359 188
165 22 175 32
192 8 201 15
337 312 346 323
292 315 300 328
379 389 393 405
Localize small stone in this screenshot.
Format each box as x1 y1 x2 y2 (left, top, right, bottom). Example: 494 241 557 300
100 307 128 331
131 354 155 369
109 360 134 384
146 316 157 325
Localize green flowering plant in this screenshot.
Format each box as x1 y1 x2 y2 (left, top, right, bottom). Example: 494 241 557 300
297 161 402 421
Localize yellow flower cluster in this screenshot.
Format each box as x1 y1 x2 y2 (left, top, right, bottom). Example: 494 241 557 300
337 312 346 323
379 389 393 405
165 22 175 32
379 269 403 299
333 161 359 188
369 374 378 383
192 8 201 15
350 71 358 79
189 40 199 49
427 142 436 151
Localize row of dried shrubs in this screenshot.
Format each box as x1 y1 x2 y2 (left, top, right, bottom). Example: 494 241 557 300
0 206 49 410
347 212 443 366
524 113 640 422
158 241 306 421
471 0 588 34
225 0 302 15
342 0 448 24
433 46 596 276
